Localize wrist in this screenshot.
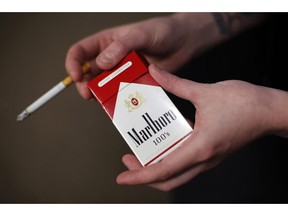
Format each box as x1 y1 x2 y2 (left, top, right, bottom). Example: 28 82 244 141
169 13 266 59
169 13 227 58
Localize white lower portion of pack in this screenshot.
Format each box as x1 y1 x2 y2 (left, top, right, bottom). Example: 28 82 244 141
112 82 193 166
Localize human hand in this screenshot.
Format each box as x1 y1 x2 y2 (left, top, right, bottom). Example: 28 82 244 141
65 13 220 99
116 64 282 191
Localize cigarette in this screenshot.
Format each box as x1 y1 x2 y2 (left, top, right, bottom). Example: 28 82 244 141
16 62 91 122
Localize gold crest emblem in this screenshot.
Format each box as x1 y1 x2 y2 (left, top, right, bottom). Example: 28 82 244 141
124 91 145 112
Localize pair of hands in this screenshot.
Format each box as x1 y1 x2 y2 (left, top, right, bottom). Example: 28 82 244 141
65 13 286 191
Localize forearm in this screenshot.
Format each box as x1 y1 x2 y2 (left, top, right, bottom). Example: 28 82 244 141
170 13 266 58
265 87 288 138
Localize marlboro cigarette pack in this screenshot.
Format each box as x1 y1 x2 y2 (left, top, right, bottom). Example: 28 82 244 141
88 51 192 166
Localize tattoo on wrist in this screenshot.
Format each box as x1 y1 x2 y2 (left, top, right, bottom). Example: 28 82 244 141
211 13 254 36
212 13 231 35
212 13 262 36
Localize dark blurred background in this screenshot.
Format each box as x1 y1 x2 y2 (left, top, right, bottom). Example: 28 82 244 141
1 13 288 204
0 13 171 203
170 13 288 203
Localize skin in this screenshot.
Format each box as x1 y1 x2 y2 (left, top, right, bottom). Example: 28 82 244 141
65 13 288 191
65 13 242 99
116 64 288 191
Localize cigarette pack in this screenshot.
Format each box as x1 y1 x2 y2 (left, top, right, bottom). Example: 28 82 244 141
88 51 192 166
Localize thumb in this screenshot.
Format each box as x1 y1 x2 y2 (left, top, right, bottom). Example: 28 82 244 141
149 64 205 101
96 30 148 70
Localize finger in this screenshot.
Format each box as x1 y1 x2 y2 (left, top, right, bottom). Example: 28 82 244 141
149 64 207 102
65 34 103 81
116 132 210 185
122 154 142 171
75 73 93 100
96 29 149 70
149 156 222 191
149 163 205 191
65 45 85 81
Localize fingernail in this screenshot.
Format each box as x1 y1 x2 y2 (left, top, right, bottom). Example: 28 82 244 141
98 53 113 65
98 45 120 65
151 64 164 74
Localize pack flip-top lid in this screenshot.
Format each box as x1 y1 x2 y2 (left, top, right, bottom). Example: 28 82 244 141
88 51 149 104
